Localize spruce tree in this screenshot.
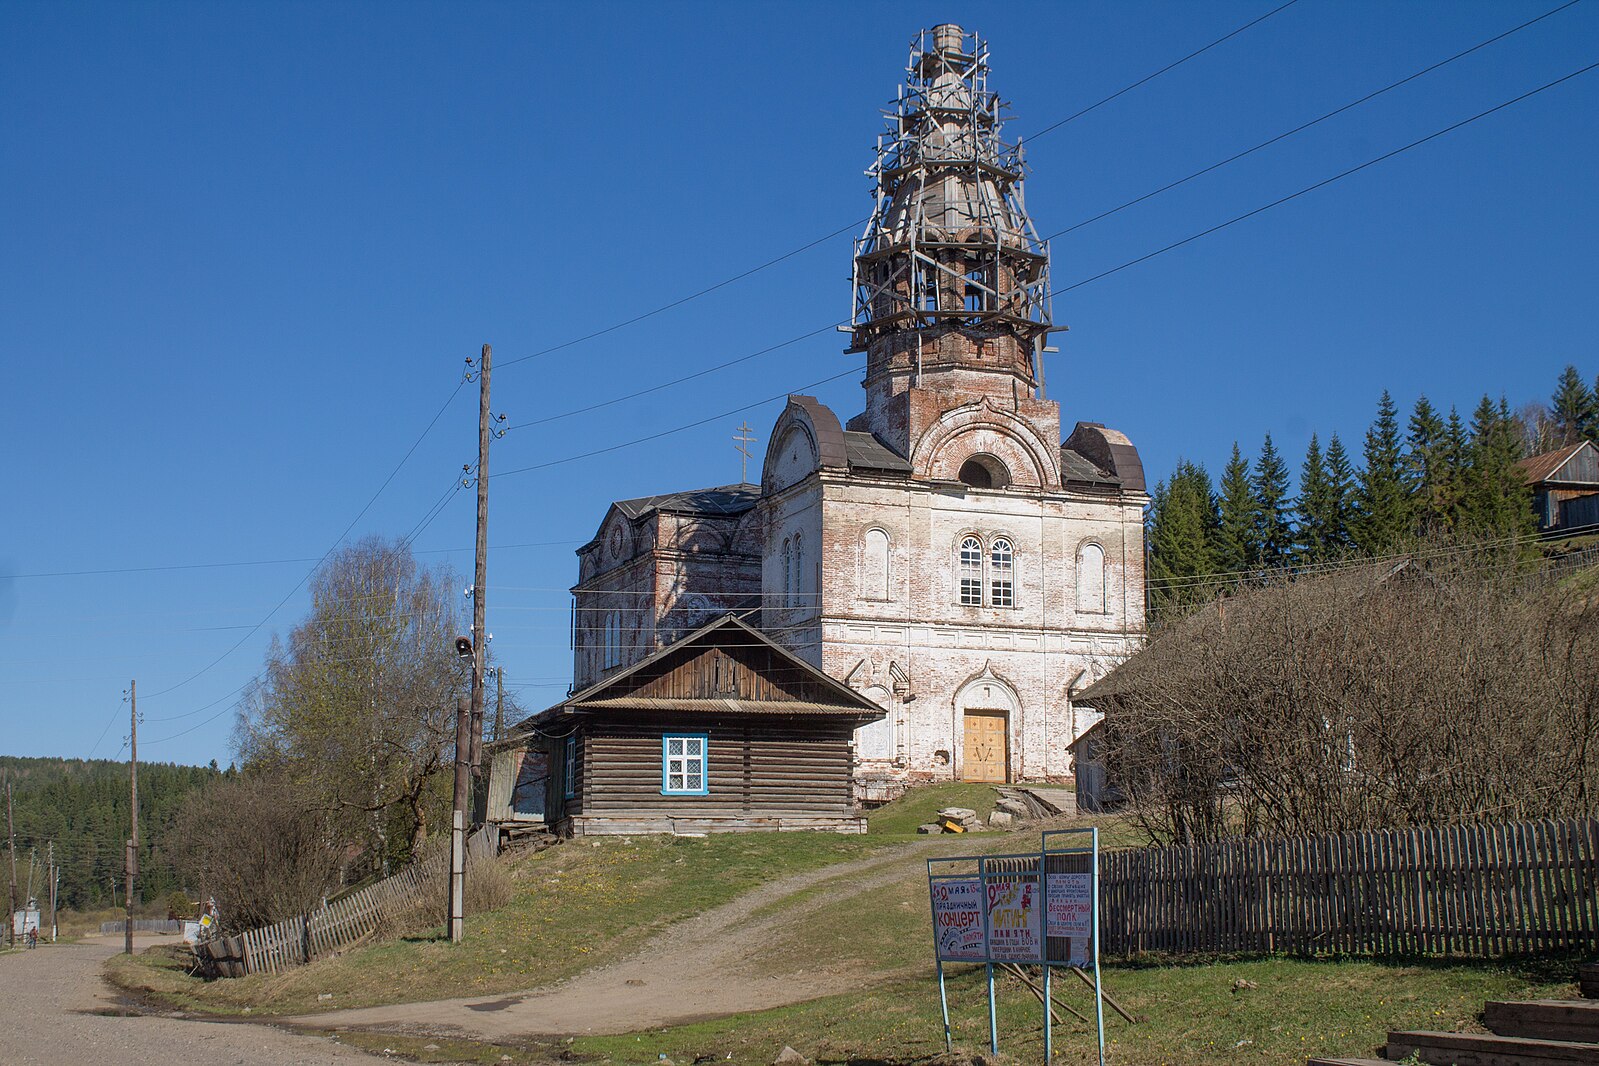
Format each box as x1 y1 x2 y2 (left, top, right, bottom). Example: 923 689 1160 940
1550 364 1597 446
1463 394 1535 540
1147 460 1220 610
1253 433 1294 569
1296 434 1334 561
1353 390 1415 555
1438 406 1470 532
1324 433 1356 551
1213 443 1258 577
1408 395 1448 534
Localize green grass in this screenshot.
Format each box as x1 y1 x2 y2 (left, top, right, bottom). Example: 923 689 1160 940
108 782 1019 1017
569 956 1579 1066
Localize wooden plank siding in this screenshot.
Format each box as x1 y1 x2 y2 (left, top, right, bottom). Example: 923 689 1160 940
1095 817 1599 959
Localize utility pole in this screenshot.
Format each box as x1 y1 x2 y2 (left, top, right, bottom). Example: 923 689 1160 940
448 695 469 943
468 343 492 778
48 840 57 943
126 679 138 955
6 779 17 947
494 668 504 745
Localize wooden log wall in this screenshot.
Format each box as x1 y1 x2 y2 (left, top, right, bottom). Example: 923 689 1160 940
199 827 498 976
579 716 855 820
1098 817 1599 958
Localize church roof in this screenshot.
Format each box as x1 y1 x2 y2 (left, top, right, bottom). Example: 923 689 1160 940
611 484 759 521
843 431 912 473
1058 447 1120 487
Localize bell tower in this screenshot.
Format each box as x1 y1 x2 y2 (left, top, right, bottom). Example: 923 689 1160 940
846 24 1058 464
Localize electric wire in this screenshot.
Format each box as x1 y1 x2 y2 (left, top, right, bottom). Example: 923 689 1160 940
134 380 468 703
1038 0 1586 244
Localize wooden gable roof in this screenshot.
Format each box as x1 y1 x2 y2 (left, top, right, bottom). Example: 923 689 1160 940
523 615 886 728
1518 441 1599 487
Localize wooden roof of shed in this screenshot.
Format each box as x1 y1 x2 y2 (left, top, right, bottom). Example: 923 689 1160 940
513 614 886 733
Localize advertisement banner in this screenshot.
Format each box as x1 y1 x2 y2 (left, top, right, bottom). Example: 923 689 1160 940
930 879 986 961
1046 872 1093 966
984 877 1042 962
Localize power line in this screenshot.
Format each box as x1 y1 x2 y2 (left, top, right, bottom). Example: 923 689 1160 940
491 3 1300 375
1049 57 1599 297
491 367 863 480
127 379 468 702
1039 0 1586 244
1027 0 1302 142
488 59 1599 485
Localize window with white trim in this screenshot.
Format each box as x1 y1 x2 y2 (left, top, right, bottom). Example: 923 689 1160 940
990 538 1014 607
563 734 578 799
959 536 983 606
661 734 708 795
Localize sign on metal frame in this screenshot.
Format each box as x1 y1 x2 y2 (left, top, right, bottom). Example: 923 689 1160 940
925 827 1105 1065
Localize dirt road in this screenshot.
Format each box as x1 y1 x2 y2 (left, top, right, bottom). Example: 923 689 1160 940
295 841 943 1042
0 935 379 1065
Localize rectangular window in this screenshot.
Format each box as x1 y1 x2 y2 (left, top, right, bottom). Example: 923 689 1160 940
563 734 578 799
960 577 983 606
991 580 1013 608
661 733 708 796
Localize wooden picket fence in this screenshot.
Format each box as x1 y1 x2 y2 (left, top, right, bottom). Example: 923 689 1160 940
1098 816 1599 958
204 827 497 976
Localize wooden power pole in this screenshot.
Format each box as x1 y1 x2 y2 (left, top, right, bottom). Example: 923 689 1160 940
126 679 138 955
6 779 16 947
448 695 469 943
469 343 492 777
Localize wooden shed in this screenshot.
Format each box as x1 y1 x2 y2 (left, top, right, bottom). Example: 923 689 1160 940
498 614 887 836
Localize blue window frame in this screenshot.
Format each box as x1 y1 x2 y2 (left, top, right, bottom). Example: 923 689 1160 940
661 733 709 796
563 734 578 799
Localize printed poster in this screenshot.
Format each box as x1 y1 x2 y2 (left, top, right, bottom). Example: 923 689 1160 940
1047 872 1093 966
930 879 986 961
985 877 1042 962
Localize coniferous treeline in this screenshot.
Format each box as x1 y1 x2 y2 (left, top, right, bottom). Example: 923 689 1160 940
1 755 223 912
1148 364 1598 612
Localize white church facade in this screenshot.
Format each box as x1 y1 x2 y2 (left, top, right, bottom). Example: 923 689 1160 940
568 24 1146 798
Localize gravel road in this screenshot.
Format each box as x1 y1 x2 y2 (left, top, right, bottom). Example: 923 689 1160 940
0 935 380 1065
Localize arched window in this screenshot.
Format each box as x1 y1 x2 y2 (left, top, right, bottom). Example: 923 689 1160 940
862 528 890 601
990 538 1013 608
1077 543 1106 614
782 537 791 608
958 454 1011 490
794 532 804 606
958 536 983 606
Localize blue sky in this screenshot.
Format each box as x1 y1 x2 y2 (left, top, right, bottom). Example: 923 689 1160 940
3 0 1595 766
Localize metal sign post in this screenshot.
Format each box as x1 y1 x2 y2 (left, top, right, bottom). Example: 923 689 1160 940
1042 827 1104 1066
928 834 1102 1062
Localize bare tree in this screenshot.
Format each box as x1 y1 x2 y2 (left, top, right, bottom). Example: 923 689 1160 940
163 772 342 932
1092 547 1599 844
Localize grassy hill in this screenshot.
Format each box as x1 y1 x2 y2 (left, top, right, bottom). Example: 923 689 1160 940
109 784 1582 1066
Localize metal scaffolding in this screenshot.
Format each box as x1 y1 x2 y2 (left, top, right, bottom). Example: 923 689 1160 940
849 24 1053 381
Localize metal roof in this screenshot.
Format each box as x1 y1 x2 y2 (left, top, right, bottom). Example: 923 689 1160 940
1058 447 1119 487
571 696 879 717
611 484 759 521
842 431 912 473
1517 441 1598 486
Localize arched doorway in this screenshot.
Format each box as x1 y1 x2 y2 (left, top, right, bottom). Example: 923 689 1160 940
956 669 1016 783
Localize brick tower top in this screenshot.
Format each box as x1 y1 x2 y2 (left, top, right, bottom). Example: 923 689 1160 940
846 25 1061 482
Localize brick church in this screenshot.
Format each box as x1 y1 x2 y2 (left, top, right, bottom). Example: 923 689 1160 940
568 24 1147 799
